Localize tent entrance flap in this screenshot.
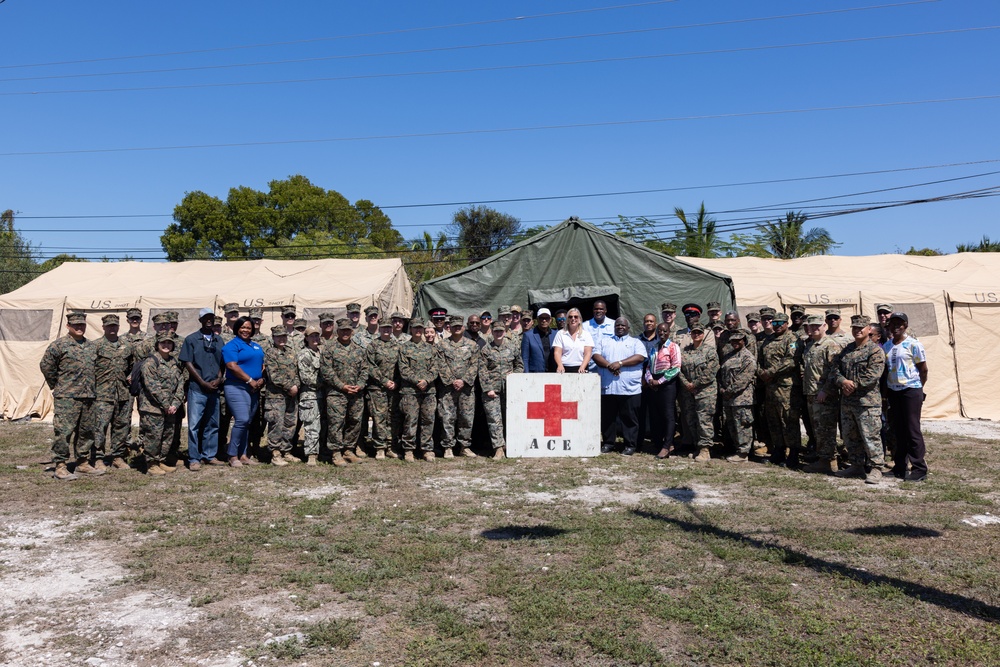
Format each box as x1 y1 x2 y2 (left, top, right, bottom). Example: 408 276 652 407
528 285 620 320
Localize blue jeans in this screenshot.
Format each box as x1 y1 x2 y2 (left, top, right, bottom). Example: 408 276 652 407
223 382 259 458
186 385 220 462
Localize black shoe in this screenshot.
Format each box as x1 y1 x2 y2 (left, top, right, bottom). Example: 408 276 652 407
622 446 635 456
904 471 927 482
600 444 616 454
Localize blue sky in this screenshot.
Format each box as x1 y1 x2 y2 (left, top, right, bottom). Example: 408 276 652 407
2 0 997 262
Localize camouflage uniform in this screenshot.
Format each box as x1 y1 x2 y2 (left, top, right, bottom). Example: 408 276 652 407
320 337 368 453
719 344 756 455
264 337 300 455
678 341 719 451
92 334 134 461
718 328 757 363
352 327 379 349
828 338 886 468
478 334 523 451
296 344 324 457
436 330 480 453
801 335 846 460
758 326 801 462
365 336 401 452
398 338 439 452
40 332 97 464
138 348 186 463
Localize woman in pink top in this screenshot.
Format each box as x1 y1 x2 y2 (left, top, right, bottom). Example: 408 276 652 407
645 322 682 458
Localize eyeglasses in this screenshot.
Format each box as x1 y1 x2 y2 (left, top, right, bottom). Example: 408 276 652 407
283 314 295 319
567 315 581 320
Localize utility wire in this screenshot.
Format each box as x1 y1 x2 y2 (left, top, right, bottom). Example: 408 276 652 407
4 26 992 96
3 96 998 157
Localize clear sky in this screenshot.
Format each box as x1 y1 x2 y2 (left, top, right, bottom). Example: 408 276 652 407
2 0 997 262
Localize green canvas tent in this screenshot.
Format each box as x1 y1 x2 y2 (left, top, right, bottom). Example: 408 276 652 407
414 218 735 323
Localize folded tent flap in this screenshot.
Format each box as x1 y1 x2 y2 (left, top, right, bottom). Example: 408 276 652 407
528 285 621 319
948 291 1000 420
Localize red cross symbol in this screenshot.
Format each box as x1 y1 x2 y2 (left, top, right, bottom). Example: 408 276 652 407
526 384 578 437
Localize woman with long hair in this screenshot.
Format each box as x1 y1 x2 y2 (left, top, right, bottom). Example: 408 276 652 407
645 322 682 458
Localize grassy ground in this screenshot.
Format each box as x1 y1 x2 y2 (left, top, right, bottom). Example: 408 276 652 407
1 423 998 666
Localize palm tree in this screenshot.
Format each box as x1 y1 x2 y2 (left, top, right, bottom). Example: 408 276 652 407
956 235 1000 253
756 211 838 258
404 231 461 288
672 203 721 258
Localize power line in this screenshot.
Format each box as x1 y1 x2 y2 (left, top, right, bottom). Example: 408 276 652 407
4 26 993 96
0 2 940 84
0 0 681 70
4 96 999 157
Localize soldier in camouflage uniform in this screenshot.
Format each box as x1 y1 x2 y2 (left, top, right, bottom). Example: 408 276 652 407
120 307 147 456
353 305 380 349
757 312 801 467
92 314 134 471
221 303 241 343
718 311 757 362
279 304 305 351
365 317 402 460
825 315 887 483
678 322 719 461
437 315 480 458
398 319 439 462
217 303 241 453
719 330 756 461
297 326 324 465
390 311 409 345
479 320 523 459
350 305 380 457
39 312 100 480
264 325 301 465
138 332 186 475
799 315 848 474
318 312 337 346
346 302 362 332
161 311 188 467
320 318 368 466
824 309 853 346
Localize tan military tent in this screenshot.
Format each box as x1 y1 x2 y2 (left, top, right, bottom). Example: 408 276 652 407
683 253 1000 420
0 258 413 420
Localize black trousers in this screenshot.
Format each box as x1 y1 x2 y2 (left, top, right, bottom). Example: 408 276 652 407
647 380 678 450
887 387 927 475
601 394 641 450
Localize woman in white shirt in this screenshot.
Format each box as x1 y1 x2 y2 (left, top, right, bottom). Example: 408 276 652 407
553 308 594 373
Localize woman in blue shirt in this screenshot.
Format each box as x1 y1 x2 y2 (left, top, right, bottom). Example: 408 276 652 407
222 316 265 467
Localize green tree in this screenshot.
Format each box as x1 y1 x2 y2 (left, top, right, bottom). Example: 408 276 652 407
754 211 839 258
403 231 463 289
448 206 521 264
263 230 383 260
38 253 86 273
672 203 722 258
0 209 42 294
604 215 674 254
511 224 551 243
956 236 1000 252
161 175 401 261
903 246 944 256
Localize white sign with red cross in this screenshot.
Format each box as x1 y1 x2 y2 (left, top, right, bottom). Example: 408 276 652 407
505 373 601 457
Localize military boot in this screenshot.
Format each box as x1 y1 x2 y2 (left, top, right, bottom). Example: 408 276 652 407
271 451 288 466
354 446 369 459
725 453 748 463
342 449 361 463
282 452 300 464
695 448 711 462
384 449 399 459
492 447 506 460
460 447 477 458
422 450 436 462
158 461 177 473
306 454 319 466
403 450 415 462
52 462 78 481
803 458 836 475
442 447 454 459
75 460 106 476
110 457 129 470
864 468 883 485
146 462 166 476
374 450 385 460
331 451 348 467
93 459 108 474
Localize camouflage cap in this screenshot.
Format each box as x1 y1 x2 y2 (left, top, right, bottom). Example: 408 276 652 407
271 325 287 337
521 310 535 320
214 315 226 326
280 304 296 316
875 303 894 313
222 302 240 315
728 329 747 341
850 314 872 327
378 316 393 327
772 313 789 325
66 311 87 325
745 311 761 322
293 318 306 329
498 305 512 316
804 314 824 326
789 304 806 315
165 311 179 323
510 304 522 314
706 301 722 312
151 313 170 325
825 308 842 318
249 307 264 319
491 320 506 332
759 306 777 317
346 302 362 314
448 315 464 326
318 312 336 324
364 305 379 317
391 311 407 320
304 325 320 336
126 307 142 319
101 314 120 325
409 317 426 329
155 331 174 344
335 317 352 330
660 302 677 313
690 322 706 333
711 323 724 330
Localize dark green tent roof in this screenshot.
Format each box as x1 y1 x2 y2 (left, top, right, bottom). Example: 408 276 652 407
414 218 735 323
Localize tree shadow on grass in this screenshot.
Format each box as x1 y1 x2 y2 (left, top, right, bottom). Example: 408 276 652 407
848 524 942 538
632 508 999 622
480 525 568 541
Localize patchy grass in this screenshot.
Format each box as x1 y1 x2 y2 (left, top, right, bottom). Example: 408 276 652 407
1 421 999 666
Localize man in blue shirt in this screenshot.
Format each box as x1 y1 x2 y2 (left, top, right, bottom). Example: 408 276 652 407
584 300 615 372
592 317 647 456
179 308 225 470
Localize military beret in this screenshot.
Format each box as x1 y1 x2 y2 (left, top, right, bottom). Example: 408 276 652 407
825 309 842 318
429 307 448 319
165 311 179 323
222 302 240 315
293 318 306 329
346 303 362 313
271 325 287 337
682 303 703 316
772 313 789 325
249 307 264 319
728 329 747 341
875 303 893 314
510 304 523 314
151 313 170 325
126 308 142 319
391 311 407 320
498 305 512 316
745 311 761 322
280 304 296 316
378 316 393 327
364 305 379 317
789 304 806 315
805 314 824 326
101 314 120 325
706 301 722 312
759 306 777 317
318 312 336 323
336 318 352 330
66 312 87 325
491 320 506 332
304 325 320 336
409 317 426 329
660 302 677 313
851 314 872 327
448 315 464 326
